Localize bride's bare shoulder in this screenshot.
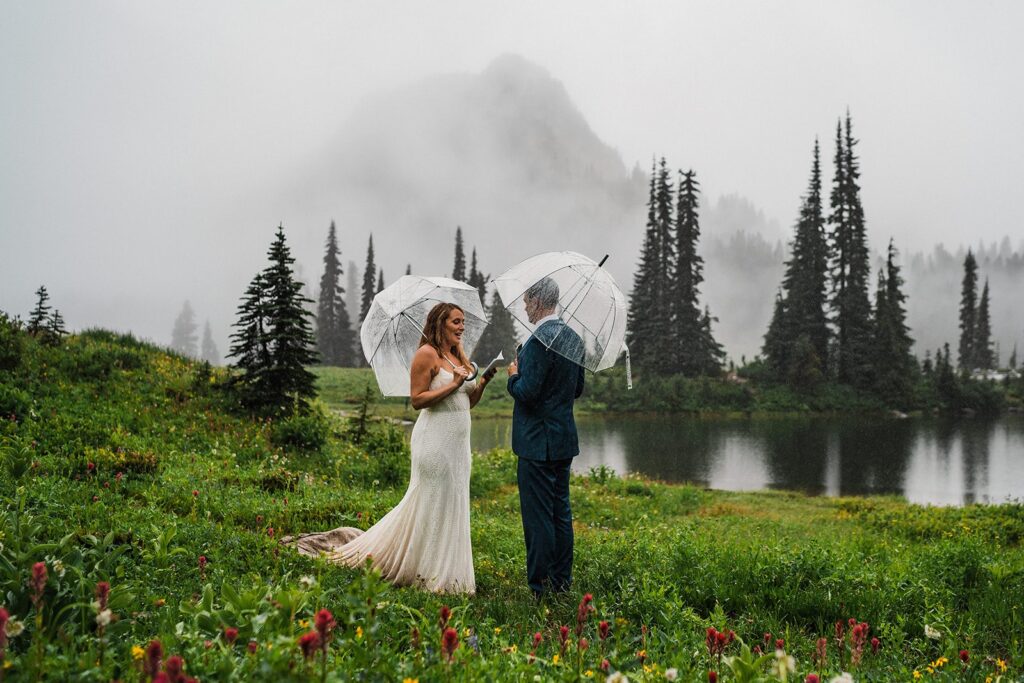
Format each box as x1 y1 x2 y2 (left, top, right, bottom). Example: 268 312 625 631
412 344 441 370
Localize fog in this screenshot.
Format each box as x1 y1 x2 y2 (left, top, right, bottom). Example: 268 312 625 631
2 1 1022 363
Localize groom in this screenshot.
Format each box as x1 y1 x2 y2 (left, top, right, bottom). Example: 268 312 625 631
507 277 586 599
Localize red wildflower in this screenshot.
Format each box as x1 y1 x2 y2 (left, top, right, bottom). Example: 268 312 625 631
559 625 570 654
164 654 184 680
442 627 459 662
439 605 451 630
144 639 164 678
299 631 320 660
224 627 238 645
533 632 543 648
267 527 274 538
871 637 880 655
87 461 95 472
708 671 718 683
247 640 258 654
805 675 820 683
764 632 772 644
95 581 110 611
0 606 9 652
753 645 762 655
30 562 47 607
600 658 610 673
576 593 594 636
718 632 728 649
959 649 969 663
775 638 785 650
598 620 610 640
848 617 857 627
255 515 263 524
116 471 123 482
815 637 827 667
707 627 718 655
314 608 335 645
579 637 589 652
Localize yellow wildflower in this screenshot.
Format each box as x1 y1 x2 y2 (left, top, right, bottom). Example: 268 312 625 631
996 659 1007 673
356 626 363 639
584 671 594 678
132 645 145 660
298 619 309 628
552 654 560 665
912 671 921 680
463 627 471 637
402 679 418 683
494 627 502 635
643 664 653 673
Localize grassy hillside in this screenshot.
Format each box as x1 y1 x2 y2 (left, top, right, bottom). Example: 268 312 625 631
1 326 1022 680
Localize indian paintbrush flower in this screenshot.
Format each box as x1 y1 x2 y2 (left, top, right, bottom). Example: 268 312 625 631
299 631 320 660
442 627 459 662
439 605 451 631
144 639 164 678
224 627 238 645
599 620 610 640
30 562 47 608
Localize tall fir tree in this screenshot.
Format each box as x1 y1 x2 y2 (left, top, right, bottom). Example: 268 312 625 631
958 250 978 370
377 268 384 294
1009 343 1017 370
227 272 272 409
474 289 518 365
28 285 51 336
346 260 360 326
405 264 412 275
360 235 377 324
626 159 662 370
260 225 319 412
762 291 791 375
779 141 830 372
872 239 915 406
698 305 726 376
316 221 354 366
45 309 67 346
467 247 488 304
170 300 199 358
201 320 220 365
671 169 705 375
828 113 874 388
974 279 994 371
452 226 467 282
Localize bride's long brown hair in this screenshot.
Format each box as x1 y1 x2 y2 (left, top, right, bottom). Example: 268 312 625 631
419 302 472 371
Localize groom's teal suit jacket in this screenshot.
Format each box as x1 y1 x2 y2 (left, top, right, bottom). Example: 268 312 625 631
507 320 586 461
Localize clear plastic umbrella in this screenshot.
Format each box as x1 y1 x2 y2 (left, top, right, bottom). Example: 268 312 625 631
490 251 631 387
359 275 488 396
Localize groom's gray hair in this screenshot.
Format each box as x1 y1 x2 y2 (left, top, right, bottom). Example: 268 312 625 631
526 277 560 309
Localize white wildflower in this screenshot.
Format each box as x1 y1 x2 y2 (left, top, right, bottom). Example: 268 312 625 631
665 668 679 681
5 618 25 637
924 624 942 640
51 559 66 578
606 673 630 683
95 609 113 627
830 674 855 683
771 649 797 679
299 575 317 590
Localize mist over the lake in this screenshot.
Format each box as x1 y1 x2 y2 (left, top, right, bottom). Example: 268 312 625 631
2 1 1023 364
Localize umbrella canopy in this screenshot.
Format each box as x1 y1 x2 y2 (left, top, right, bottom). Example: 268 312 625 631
359 275 488 396
490 251 629 377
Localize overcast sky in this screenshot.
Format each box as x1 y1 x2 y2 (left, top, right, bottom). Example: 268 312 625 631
2 0 1022 346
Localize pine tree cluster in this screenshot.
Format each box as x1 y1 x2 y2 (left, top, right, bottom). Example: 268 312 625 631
26 285 67 347
627 159 723 376
957 249 995 372
316 221 356 366
762 113 918 405
228 225 319 414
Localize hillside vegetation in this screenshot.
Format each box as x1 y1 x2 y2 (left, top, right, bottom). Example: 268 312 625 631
1 326 1022 680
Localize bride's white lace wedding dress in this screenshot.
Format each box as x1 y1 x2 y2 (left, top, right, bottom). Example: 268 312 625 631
284 368 475 594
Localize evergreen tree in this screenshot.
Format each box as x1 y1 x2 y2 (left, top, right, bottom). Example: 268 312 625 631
698 305 726 376
921 349 933 376
452 226 466 281
360 235 376 323
671 169 706 375
936 342 959 407
45 309 67 346
260 225 319 412
762 291 792 377
642 157 676 373
1009 344 1017 370
170 300 199 357
778 141 830 370
974 279 994 370
227 272 272 409
405 264 412 275
626 159 662 371
201 320 220 365
958 250 978 370
872 239 915 406
828 113 874 388
474 289 518 365
28 285 51 336
467 247 489 303
316 221 354 366
377 268 384 294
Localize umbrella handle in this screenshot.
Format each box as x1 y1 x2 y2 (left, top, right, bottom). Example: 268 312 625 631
466 362 480 381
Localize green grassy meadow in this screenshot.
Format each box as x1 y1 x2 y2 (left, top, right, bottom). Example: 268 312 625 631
1 329 1022 680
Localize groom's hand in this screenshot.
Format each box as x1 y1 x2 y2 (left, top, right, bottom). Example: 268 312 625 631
507 361 518 377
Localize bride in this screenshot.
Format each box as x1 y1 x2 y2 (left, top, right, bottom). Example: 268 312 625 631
286 302 495 594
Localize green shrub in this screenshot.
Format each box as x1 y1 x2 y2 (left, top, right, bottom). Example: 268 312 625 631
0 311 25 372
270 411 330 452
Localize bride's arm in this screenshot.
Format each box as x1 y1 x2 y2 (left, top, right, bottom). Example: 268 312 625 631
410 346 466 410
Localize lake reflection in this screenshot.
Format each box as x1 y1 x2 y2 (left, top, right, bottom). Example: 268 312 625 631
458 415 1024 506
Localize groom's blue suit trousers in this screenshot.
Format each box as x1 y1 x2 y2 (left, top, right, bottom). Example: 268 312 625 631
517 456 574 594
